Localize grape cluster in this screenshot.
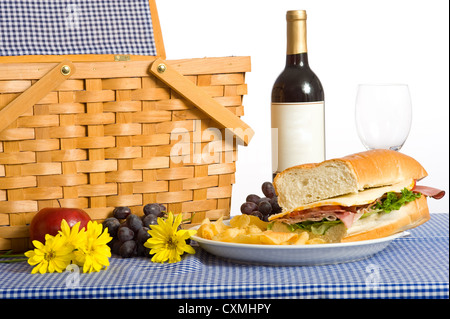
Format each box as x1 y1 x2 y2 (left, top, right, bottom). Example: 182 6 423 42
103 203 166 258
240 181 282 221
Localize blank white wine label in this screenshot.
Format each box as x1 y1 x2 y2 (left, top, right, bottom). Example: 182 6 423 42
271 101 325 172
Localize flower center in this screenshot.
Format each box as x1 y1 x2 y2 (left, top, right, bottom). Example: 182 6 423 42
45 250 55 261
165 236 177 249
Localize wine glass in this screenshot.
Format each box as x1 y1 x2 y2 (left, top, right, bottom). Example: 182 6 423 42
355 84 412 151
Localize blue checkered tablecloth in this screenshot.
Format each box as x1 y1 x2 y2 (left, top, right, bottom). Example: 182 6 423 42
0 213 448 299
0 0 157 56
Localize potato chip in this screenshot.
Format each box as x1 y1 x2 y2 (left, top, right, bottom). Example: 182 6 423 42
214 227 246 242
230 214 250 228
211 217 230 234
259 230 298 245
247 215 269 231
306 238 326 245
197 217 229 239
269 221 291 233
196 215 326 245
246 224 263 235
197 223 214 240
237 233 264 244
292 231 309 245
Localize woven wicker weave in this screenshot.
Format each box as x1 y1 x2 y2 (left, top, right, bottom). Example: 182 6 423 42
0 56 251 251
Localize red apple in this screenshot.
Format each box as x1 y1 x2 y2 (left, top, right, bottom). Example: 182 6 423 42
29 207 91 243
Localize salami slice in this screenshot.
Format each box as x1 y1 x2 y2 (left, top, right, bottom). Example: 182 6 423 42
413 185 445 199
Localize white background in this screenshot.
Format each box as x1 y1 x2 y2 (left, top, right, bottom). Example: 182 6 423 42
156 0 449 215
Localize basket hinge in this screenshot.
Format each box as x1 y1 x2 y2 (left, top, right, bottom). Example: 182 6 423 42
114 55 131 61
149 58 254 146
0 59 75 133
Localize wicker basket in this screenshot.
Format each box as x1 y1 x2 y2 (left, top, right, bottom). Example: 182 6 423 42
0 1 252 252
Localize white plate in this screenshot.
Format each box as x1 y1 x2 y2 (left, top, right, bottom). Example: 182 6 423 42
190 224 409 266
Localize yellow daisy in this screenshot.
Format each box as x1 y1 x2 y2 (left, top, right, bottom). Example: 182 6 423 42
24 234 73 274
144 212 196 263
58 219 87 251
74 220 112 273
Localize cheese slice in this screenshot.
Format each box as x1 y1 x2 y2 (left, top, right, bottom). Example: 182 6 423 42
269 179 415 221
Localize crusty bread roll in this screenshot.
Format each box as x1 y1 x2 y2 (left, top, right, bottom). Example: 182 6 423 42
269 149 434 243
274 149 428 212
342 195 430 242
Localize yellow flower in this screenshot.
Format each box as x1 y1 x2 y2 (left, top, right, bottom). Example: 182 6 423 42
24 234 73 274
58 219 87 251
74 220 112 273
144 212 196 263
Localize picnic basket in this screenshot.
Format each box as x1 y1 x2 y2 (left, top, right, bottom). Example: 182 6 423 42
0 0 253 252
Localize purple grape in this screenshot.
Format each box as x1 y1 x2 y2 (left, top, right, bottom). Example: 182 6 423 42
117 226 134 242
246 194 261 204
119 240 136 258
269 197 282 214
258 200 272 215
103 217 120 238
240 202 258 214
262 182 276 199
248 211 263 220
137 227 150 244
113 206 131 219
142 214 158 227
126 214 143 233
143 203 164 217
111 239 122 255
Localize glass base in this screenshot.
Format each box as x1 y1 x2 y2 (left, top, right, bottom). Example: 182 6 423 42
365 145 403 151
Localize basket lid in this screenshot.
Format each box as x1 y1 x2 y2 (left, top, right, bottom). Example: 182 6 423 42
0 0 165 61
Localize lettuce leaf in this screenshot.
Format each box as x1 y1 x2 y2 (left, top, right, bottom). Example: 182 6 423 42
289 219 342 235
374 187 421 213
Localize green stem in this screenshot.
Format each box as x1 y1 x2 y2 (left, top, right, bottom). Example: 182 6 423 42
0 258 27 263
0 250 25 258
0 250 27 263
0 254 25 258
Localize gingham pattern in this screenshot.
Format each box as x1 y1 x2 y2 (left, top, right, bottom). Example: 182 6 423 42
0 0 157 56
0 214 448 299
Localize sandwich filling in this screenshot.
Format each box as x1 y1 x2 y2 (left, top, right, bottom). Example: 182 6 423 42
268 179 429 235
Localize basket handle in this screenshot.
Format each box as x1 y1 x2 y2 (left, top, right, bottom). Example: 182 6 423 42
0 59 75 133
149 58 254 146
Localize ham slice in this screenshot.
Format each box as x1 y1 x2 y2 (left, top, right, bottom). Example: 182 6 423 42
413 185 445 199
279 206 362 229
335 211 363 229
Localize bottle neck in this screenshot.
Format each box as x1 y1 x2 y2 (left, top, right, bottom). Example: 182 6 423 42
286 11 308 64
286 53 309 67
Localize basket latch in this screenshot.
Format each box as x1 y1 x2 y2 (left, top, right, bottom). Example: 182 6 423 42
149 58 254 146
0 60 75 133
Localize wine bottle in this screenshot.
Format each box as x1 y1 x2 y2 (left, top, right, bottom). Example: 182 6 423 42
271 10 325 176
